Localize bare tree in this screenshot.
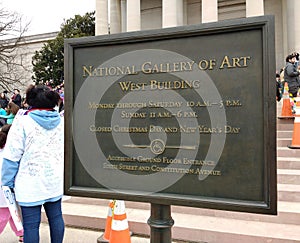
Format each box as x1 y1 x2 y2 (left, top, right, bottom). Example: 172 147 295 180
0 7 29 92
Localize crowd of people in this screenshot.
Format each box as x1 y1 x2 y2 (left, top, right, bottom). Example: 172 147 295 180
0 82 64 243
0 84 64 129
276 52 300 114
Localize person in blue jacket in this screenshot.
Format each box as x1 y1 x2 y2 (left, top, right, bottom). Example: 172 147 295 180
0 102 19 125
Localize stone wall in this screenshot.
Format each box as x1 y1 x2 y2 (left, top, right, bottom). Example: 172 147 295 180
0 32 58 93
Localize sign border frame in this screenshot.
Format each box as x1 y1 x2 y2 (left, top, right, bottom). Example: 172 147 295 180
64 15 277 215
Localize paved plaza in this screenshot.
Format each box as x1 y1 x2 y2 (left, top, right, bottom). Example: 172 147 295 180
1 223 151 243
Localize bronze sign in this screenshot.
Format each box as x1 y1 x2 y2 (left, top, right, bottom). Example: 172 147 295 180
64 15 277 214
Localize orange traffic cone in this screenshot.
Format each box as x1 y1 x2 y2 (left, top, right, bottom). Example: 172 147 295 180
109 200 131 243
278 82 294 119
97 200 115 243
289 97 300 149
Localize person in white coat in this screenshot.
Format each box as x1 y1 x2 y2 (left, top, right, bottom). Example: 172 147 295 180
1 84 64 243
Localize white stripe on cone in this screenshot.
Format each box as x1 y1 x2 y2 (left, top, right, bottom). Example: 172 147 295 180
111 200 129 231
111 219 129 231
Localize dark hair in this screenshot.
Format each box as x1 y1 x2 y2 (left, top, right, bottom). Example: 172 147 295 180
286 54 294 62
286 52 299 62
0 124 11 148
1 124 11 134
6 102 19 115
25 84 60 109
291 52 300 61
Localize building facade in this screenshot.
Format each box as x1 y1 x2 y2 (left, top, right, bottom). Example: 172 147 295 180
2 0 298 91
0 32 58 93
95 0 300 71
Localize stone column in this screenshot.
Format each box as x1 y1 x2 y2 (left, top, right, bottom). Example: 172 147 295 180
285 0 300 53
281 0 288 57
95 0 109 35
110 0 121 34
201 0 218 23
121 0 126 32
162 0 184 28
246 0 264 17
126 0 141 31
183 0 187 25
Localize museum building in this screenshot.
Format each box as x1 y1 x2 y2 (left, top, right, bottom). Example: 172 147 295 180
3 0 299 88
95 0 299 71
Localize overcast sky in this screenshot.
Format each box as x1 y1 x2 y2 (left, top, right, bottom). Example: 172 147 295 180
2 0 95 36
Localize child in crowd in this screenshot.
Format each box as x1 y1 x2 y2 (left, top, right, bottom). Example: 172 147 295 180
0 124 23 242
0 102 20 124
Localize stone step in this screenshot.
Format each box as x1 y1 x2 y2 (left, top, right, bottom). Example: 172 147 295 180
54 197 300 243
277 138 292 147
58 196 300 226
278 184 300 202
172 213 300 243
277 169 300 184
277 147 300 157
173 201 300 225
277 130 293 138
277 122 294 130
277 157 300 169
